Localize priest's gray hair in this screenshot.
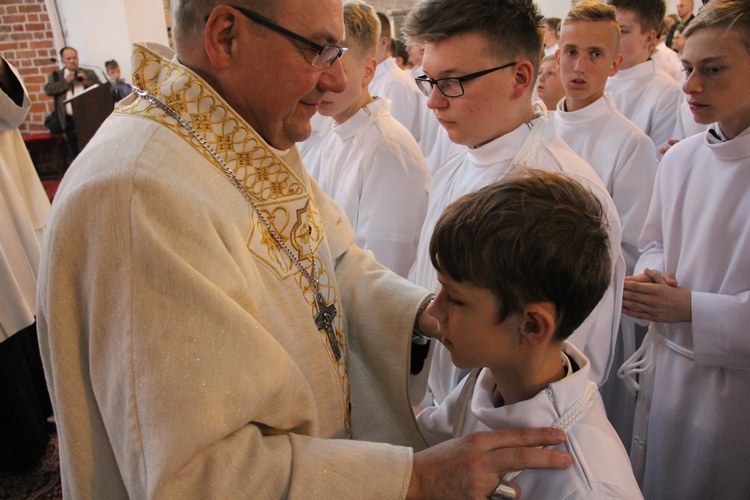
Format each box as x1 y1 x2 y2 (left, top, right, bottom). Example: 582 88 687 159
172 0 278 50
683 0 750 52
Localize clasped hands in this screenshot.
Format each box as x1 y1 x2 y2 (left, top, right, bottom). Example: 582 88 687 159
622 268 692 323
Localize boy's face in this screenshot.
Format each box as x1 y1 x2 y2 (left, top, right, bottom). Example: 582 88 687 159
429 271 522 370
422 32 523 147
318 47 372 123
535 59 565 111
682 28 750 140
106 66 121 80
614 9 654 70
558 20 622 112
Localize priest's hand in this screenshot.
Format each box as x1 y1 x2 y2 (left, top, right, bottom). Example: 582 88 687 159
407 428 571 499
622 268 692 323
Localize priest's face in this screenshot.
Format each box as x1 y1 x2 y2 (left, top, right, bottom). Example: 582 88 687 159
422 32 524 148
682 28 750 140
430 271 522 371
224 0 348 150
557 20 623 112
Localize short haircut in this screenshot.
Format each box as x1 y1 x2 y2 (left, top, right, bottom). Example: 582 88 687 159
104 60 119 70
683 0 750 53
540 54 556 64
402 0 545 75
343 1 380 59
545 17 562 32
390 38 410 64
59 46 76 57
429 170 611 341
377 11 392 40
607 0 666 34
563 1 621 50
174 1 277 49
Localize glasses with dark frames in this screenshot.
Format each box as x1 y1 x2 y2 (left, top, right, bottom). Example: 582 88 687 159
415 61 518 98
231 6 347 69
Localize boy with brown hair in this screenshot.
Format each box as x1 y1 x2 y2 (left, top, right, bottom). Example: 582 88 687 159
403 0 625 405
605 0 682 155
418 170 642 498
621 0 750 496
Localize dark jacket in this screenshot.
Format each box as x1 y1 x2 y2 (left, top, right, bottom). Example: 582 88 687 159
44 68 101 130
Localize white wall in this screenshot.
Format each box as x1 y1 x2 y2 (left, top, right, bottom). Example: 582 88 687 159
49 0 169 84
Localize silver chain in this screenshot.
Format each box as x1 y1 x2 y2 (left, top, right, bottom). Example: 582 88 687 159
133 87 320 293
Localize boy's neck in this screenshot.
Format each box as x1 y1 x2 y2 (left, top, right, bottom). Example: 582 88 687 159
489 346 566 406
472 104 537 149
563 92 604 113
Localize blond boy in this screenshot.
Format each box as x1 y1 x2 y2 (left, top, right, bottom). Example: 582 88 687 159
622 0 750 496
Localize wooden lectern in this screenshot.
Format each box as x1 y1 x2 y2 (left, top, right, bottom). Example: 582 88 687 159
64 82 115 152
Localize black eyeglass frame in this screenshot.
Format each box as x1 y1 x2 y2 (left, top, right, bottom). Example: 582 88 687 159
230 6 347 69
415 61 518 98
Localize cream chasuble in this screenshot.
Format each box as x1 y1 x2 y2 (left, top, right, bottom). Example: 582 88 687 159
37 43 429 499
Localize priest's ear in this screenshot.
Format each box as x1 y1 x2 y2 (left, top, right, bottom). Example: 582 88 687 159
518 302 558 347
204 5 241 70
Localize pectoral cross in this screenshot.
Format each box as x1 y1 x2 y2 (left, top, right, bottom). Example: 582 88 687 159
315 292 341 361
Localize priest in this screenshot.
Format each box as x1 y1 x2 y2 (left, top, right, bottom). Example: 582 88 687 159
36 0 572 498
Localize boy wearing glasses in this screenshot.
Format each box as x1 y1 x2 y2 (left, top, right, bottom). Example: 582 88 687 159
418 170 642 498
403 0 625 406
622 0 750 496
301 1 430 278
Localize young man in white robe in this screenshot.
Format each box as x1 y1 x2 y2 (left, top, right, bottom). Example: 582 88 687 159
535 55 565 112
370 11 425 145
621 1 750 497
417 171 642 499
35 1 575 498
302 2 430 278
402 0 625 406
605 0 683 156
552 0 658 452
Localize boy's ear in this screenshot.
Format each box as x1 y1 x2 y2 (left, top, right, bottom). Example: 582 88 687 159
609 53 624 77
518 302 557 347
204 5 240 70
362 57 378 87
511 60 535 99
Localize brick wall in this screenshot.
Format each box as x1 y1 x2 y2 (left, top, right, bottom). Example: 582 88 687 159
0 0 58 134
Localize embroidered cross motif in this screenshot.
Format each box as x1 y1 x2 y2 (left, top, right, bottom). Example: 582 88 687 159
191 113 212 133
216 134 233 153
165 93 186 114
315 292 341 361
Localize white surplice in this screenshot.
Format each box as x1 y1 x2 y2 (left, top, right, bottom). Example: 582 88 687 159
651 43 682 83
37 43 432 499
0 58 51 340
305 98 430 278
552 93 656 274
370 57 425 144
605 59 683 155
624 125 750 499
417 343 643 499
409 117 625 403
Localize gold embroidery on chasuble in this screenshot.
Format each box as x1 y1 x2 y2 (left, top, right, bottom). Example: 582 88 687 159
118 44 351 435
